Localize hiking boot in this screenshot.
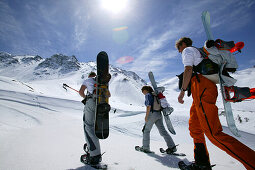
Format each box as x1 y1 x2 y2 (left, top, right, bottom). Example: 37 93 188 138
140 147 153 153
80 153 90 164
179 161 212 170
187 162 212 170
89 154 102 165
135 146 154 153
80 153 102 165
81 143 102 165
166 145 177 154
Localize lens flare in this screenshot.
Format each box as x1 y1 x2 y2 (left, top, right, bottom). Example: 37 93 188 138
116 56 134 64
113 26 128 31
112 28 129 44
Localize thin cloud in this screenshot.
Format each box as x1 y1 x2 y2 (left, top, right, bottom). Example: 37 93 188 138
73 12 90 50
69 0 91 50
0 1 27 52
125 0 254 80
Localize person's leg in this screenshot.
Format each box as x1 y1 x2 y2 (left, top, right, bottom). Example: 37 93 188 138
142 112 157 150
83 99 101 157
154 113 175 149
193 75 255 170
189 102 210 167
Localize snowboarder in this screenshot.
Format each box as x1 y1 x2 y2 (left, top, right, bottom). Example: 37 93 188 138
79 71 105 166
176 37 255 170
137 85 177 154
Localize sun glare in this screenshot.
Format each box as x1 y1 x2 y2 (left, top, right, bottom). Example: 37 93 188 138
101 0 128 14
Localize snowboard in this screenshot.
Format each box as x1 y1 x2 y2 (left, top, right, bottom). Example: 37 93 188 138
148 71 176 135
159 148 186 156
135 146 154 153
201 11 240 137
95 51 111 139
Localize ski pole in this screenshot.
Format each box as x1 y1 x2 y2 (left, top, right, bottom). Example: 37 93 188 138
63 83 86 105
63 83 79 93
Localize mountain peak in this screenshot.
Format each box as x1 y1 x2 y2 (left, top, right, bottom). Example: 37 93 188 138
34 54 80 75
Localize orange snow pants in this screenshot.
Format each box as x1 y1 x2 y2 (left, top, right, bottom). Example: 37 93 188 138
189 74 255 170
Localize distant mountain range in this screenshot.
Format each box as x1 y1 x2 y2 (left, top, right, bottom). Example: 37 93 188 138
0 52 146 84
0 52 147 106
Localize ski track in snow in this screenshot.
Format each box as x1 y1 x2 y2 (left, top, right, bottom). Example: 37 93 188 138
0 74 255 170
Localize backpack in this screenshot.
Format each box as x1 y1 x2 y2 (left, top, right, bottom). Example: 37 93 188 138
201 39 238 71
151 92 162 112
193 47 219 75
194 39 239 77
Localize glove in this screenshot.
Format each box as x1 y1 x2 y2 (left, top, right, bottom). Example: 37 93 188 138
81 98 86 105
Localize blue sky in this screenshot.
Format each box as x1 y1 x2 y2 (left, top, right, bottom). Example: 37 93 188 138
1 0 255 81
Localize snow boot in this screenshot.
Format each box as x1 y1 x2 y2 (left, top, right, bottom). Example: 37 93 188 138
81 143 102 165
81 152 102 165
165 145 177 154
179 161 212 170
194 143 211 168
135 146 154 153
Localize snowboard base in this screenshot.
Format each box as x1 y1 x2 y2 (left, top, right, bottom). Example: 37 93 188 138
95 51 111 139
163 113 176 135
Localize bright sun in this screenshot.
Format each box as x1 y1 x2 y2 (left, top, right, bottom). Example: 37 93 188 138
101 0 128 14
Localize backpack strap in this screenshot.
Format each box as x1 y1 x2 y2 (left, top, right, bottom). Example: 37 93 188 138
193 47 219 76
196 47 209 59
151 92 161 113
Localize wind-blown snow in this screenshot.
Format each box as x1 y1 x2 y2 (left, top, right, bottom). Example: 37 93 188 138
0 53 254 170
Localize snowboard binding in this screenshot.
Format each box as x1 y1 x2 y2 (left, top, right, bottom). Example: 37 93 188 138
224 86 254 102
80 143 102 165
80 143 90 164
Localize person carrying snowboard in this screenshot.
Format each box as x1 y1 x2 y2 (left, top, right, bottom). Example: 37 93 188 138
138 85 177 153
176 37 255 170
79 71 104 165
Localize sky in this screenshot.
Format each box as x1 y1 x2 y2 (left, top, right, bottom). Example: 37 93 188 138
1 0 255 81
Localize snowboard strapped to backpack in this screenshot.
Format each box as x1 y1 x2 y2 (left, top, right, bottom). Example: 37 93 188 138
177 38 255 102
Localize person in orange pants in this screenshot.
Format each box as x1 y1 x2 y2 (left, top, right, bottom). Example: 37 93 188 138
176 37 255 170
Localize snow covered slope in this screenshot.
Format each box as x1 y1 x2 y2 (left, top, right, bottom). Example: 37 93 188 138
0 52 255 170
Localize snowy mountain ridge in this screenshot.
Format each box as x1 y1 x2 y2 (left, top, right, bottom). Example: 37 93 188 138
0 52 145 84
0 52 147 108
